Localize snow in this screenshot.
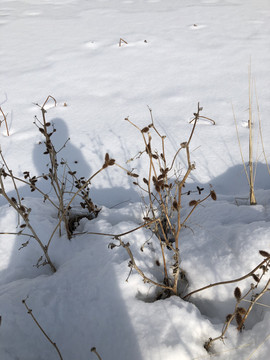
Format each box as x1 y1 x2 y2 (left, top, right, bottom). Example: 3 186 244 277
1 0 270 359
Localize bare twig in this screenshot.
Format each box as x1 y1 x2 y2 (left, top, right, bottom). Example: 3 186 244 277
0 107 9 136
22 298 63 360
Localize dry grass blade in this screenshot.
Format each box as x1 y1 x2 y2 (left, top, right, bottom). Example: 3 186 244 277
0 107 9 136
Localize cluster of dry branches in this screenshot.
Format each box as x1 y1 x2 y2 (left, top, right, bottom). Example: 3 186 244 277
0 96 115 272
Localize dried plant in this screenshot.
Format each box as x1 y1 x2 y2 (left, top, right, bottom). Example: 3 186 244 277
22 297 63 360
182 250 270 352
107 104 216 296
0 96 115 272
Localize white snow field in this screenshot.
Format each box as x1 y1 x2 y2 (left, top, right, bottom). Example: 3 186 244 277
0 0 270 359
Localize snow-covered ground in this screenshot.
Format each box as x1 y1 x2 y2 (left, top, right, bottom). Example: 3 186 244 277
1 0 270 359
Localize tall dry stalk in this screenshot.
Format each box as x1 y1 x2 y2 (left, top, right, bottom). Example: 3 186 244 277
248 65 256 205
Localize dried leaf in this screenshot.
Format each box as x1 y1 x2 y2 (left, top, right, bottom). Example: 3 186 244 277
108 159 115 166
210 190 217 200
141 127 149 133
237 307 246 315
143 178 149 185
259 250 270 257
189 200 198 207
173 200 178 210
252 274 260 282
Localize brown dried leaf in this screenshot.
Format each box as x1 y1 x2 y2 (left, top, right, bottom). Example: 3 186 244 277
237 307 247 315
252 274 260 282
236 313 243 329
143 178 149 185
210 190 217 201
259 250 270 257
108 159 115 166
141 127 149 133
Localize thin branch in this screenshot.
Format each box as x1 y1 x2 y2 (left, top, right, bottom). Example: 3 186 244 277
183 256 270 299
22 298 63 360
0 107 9 136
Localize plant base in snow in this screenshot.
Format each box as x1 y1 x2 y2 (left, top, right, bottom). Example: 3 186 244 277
107 104 217 297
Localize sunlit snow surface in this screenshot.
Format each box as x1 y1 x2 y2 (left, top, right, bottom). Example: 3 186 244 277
1 0 270 359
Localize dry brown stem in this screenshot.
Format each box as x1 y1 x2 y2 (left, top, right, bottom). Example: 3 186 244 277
22 298 63 360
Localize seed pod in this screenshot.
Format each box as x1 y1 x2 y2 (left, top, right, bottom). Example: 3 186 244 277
108 159 115 166
189 200 198 207
237 307 246 315
141 127 149 133
252 274 260 282
226 314 233 322
259 250 270 257
234 287 241 301
210 190 217 200
143 178 149 185
173 200 178 210
152 154 158 160
105 153 109 162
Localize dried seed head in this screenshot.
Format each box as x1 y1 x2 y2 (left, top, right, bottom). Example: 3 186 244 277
252 274 260 282
237 307 246 315
108 159 115 166
226 314 233 322
105 153 110 162
259 250 270 257
236 313 243 329
189 200 198 207
143 178 149 185
141 127 149 133
152 154 158 160
210 190 217 201
173 200 178 210
156 260 160 266
234 287 241 301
